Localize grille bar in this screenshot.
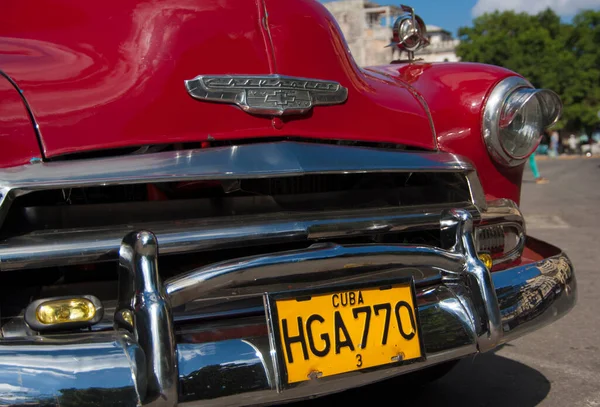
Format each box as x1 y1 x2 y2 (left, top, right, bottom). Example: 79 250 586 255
0 203 478 271
0 142 485 229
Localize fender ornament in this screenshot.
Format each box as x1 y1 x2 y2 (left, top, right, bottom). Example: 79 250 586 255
185 74 348 116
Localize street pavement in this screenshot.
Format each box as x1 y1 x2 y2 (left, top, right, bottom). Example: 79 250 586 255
301 156 600 406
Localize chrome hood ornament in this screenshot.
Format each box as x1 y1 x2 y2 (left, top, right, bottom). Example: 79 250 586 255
185 74 348 116
387 5 430 61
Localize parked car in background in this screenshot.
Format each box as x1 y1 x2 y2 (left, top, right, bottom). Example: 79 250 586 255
0 1 576 406
581 141 600 156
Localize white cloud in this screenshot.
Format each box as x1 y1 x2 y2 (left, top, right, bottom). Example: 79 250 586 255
0 383 35 393
472 0 600 17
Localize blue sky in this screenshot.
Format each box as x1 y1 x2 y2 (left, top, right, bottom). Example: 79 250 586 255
370 0 600 37
377 0 477 37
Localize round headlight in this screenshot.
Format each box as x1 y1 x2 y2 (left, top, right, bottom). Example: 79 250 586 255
483 76 562 166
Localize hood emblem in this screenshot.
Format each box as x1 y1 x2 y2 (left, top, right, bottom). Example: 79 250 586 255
185 74 348 116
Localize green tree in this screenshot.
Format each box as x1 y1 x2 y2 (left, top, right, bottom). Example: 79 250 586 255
456 9 600 134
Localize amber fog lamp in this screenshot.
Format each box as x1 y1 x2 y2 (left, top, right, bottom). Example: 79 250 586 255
478 253 493 270
25 295 103 331
37 298 96 324
483 76 562 166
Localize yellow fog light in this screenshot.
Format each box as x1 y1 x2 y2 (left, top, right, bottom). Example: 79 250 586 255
120 309 134 326
36 298 96 324
478 253 493 270
25 295 103 331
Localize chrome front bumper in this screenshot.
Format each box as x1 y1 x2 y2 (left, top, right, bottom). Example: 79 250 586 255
0 209 576 407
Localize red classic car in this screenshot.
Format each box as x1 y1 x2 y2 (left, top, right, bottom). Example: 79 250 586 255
0 1 576 406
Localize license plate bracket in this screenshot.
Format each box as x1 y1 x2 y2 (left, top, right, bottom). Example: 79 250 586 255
264 277 425 391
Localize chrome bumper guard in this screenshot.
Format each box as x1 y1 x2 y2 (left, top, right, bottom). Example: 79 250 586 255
0 209 576 407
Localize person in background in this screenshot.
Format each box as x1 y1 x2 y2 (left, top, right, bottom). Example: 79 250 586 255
568 134 579 154
529 151 548 184
549 130 560 157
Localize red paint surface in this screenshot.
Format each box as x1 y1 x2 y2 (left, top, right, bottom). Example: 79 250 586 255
0 0 433 159
0 0 529 204
0 74 40 168
369 63 525 203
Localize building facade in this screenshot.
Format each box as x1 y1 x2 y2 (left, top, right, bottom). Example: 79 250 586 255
322 0 460 66
417 25 461 62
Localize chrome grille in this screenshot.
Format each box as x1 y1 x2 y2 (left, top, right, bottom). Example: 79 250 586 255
0 142 486 272
476 224 505 254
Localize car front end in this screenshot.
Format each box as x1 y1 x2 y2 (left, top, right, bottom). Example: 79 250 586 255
0 1 575 406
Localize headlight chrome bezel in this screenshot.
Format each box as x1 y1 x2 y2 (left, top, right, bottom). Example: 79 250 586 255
482 76 562 167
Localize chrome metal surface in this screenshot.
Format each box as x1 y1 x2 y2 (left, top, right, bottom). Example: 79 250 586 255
0 141 485 230
478 198 526 265
440 209 502 352
177 284 477 403
0 142 474 188
483 76 531 166
481 76 562 166
481 198 526 226
185 75 348 116
165 242 463 308
0 331 146 407
177 339 273 403
387 5 430 61
465 170 487 211
475 224 505 252
171 237 576 405
180 346 475 407
0 225 577 406
0 204 478 271
493 238 576 343
117 231 178 407
476 223 525 265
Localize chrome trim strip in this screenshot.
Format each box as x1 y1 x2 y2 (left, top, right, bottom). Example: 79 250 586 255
0 69 45 159
465 170 487 211
0 204 479 271
0 141 485 228
0 142 473 187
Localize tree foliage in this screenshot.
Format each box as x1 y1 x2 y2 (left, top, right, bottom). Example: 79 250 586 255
456 9 600 133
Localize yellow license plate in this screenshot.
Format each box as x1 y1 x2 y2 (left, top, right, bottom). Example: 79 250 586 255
266 280 423 385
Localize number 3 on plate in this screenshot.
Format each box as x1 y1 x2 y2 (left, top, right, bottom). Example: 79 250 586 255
356 353 362 367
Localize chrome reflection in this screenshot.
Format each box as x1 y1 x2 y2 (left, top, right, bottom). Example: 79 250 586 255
116 231 178 406
0 332 145 407
177 340 271 402
0 141 483 229
165 243 463 308
493 240 576 343
440 209 502 352
0 203 479 272
477 198 526 265
0 234 577 406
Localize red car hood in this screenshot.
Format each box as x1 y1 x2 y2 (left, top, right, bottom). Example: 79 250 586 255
0 0 434 158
